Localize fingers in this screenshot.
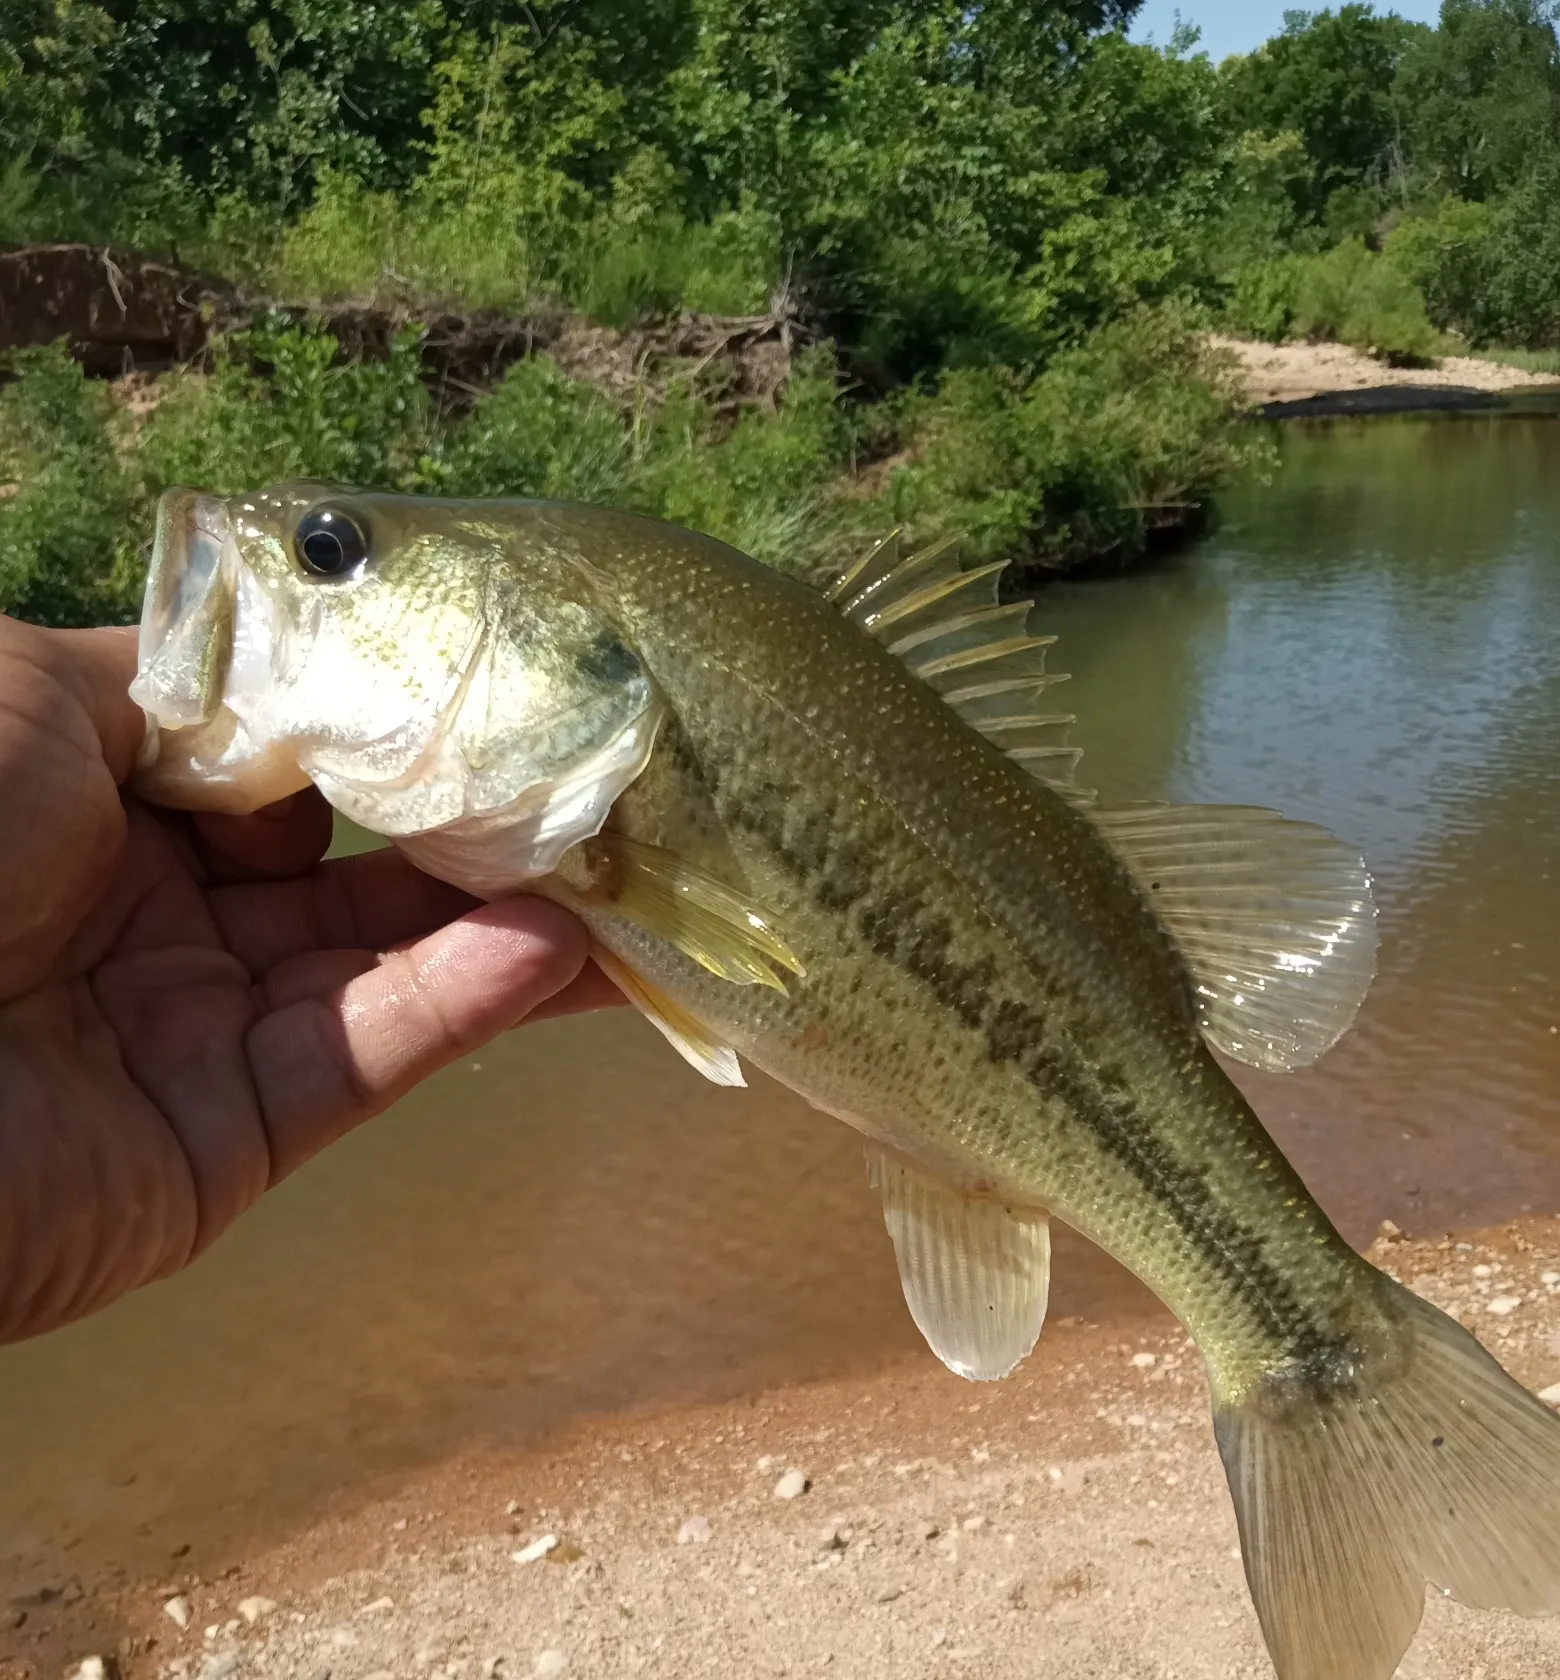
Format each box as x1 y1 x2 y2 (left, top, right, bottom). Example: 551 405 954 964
209 846 485 975
247 896 590 1182
189 789 337 882
526 957 630 1020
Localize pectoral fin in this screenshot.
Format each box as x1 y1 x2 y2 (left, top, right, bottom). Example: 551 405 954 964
1092 802 1378 1072
592 946 746 1087
867 1147 1051 1382
561 835 804 992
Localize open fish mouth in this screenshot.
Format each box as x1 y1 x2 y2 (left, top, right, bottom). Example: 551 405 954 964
130 488 237 731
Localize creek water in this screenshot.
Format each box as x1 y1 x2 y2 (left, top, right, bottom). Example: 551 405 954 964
3 407 1559 1592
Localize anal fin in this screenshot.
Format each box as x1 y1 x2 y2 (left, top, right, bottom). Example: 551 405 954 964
867 1147 1050 1381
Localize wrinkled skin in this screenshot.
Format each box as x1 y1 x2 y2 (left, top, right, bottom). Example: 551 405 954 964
0 615 621 1345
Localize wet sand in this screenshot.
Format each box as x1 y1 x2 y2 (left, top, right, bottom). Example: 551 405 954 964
11 1219 1560 1680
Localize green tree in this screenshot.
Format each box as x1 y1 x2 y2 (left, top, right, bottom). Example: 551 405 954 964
1218 6 1429 222
1394 0 1560 199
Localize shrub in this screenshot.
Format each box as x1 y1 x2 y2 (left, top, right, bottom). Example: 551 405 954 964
877 305 1253 567
1288 238 1441 360
1224 238 1441 360
138 322 439 494
0 348 143 626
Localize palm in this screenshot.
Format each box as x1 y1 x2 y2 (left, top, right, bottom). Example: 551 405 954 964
0 619 614 1343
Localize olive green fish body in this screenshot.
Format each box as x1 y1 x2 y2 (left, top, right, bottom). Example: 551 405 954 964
555 521 1368 1391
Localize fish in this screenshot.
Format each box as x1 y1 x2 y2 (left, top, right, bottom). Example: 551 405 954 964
131 480 1560 1680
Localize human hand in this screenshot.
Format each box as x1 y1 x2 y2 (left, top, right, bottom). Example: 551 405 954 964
0 614 620 1344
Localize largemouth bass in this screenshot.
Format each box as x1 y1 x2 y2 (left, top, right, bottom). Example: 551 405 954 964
132 483 1560 1680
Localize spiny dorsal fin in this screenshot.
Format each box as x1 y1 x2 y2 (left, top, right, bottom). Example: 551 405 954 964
828 532 1093 805
866 1146 1051 1381
1092 803 1379 1072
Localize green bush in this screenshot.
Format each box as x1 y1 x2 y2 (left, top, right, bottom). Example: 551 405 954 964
1288 238 1442 360
437 357 633 502
626 349 851 567
0 348 143 627
1225 254 1304 341
1224 238 1441 361
876 306 1253 567
1387 196 1499 341
138 322 439 494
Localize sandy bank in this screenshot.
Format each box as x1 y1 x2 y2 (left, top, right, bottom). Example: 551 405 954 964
13 1218 1560 1680
1215 334 1560 416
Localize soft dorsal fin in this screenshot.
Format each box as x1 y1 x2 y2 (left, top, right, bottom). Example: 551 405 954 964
866 1146 1051 1382
827 533 1092 804
1092 803 1379 1072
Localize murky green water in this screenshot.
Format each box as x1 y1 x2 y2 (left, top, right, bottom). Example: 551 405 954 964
3 410 1559 1593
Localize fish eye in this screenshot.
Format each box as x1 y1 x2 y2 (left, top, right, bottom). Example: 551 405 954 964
294 507 370 578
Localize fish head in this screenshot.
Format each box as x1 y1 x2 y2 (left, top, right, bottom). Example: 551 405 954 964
132 482 662 879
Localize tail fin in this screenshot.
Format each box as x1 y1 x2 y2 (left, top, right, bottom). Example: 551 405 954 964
1215 1280 1560 1680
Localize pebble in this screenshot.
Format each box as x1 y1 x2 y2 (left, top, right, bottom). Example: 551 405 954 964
236 1598 276 1627
511 1536 559 1565
819 1524 850 1552
198 1656 240 1680
163 1597 193 1631
505 1501 521 1516
72 1660 109 1680
1130 1352 1157 1369
773 1469 810 1501
1538 1383 1560 1406
1472 1264 1494 1279
533 1653 569 1678
961 1516 987 1531
676 1516 712 1545
1543 1272 1560 1287
358 1597 395 1615
1488 1296 1523 1317
874 1586 903 1604
916 1521 940 1541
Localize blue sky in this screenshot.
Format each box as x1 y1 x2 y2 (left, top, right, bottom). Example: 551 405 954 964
1129 1 1444 62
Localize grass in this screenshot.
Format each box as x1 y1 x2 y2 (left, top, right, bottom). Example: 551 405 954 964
1468 347 1560 377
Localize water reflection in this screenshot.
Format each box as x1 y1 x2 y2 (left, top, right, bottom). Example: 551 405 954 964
3 413 1558 1591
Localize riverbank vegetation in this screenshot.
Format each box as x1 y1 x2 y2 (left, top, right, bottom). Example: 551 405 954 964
4 1 1560 625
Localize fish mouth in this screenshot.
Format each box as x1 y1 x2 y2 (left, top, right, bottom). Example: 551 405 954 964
131 488 311 816
130 488 238 729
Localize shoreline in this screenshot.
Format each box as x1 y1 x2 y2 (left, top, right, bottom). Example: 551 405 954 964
10 1216 1560 1680
1216 334 1560 418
